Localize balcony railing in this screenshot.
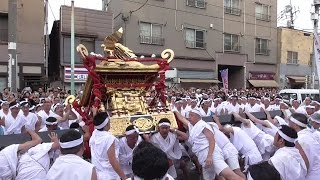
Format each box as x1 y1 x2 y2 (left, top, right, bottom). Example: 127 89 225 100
187 0 206 8
224 45 241 52
256 13 271 21
287 59 299 64
0 29 8 42
256 48 270 55
185 40 206 49
224 6 241 16
140 36 164 46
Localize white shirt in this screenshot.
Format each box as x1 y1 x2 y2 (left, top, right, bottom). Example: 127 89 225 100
244 104 262 113
270 147 307 180
226 103 241 114
0 144 20 180
37 110 56 128
151 132 182 160
90 129 120 180
297 128 320 180
230 127 262 166
118 136 142 176
47 154 94 180
4 113 26 135
22 112 38 131
16 143 53 180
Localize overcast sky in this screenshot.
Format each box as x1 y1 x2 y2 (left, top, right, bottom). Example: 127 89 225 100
48 0 315 33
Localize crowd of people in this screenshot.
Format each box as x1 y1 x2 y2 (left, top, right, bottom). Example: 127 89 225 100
0 86 319 180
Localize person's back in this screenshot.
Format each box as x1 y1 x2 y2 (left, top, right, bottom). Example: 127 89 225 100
47 130 96 180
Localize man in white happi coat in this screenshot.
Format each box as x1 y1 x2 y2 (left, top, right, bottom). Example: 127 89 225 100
288 113 320 180
223 124 262 167
269 125 307 180
309 112 320 143
174 110 244 180
89 112 126 180
199 99 213 117
52 103 77 130
291 99 307 115
39 117 60 132
149 118 188 179
233 113 275 160
0 101 10 119
209 116 245 179
16 132 60 180
244 96 263 113
20 101 41 131
37 98 56 128
0 101 26 135
0 129 42 180
47 130 97 180
119 125 142 178
225 95 242 114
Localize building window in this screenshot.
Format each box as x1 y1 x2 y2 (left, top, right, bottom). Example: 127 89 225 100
224 33 240 52
287 51 298 64
255 38 269 55
186 0 206 8
255 3 270 21
139 22 164 45
0 13 8 42
185 28 206 49
224 0 241 16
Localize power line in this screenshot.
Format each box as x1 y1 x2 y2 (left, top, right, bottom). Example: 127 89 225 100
130 0 149 14
48 1 56 21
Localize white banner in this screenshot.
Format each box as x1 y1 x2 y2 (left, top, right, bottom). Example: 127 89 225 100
313 32 320 80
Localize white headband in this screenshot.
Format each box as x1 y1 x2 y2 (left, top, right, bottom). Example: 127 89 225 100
59 135 83 148
9 104 20 109
190 109 202 117
274 116 287 126
95 117 110 129
277 129 296 143
45 121 58 125
309 117 320 124
158 122 171 127
290 117 307 128
306 105 315 109
125 129 138 135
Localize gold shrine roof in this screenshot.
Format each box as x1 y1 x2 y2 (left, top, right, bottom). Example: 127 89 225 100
95 59 160 73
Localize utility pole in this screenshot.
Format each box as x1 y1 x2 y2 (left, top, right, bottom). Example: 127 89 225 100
45 0 49 77
71 0 75 95
312 0 320 89
8 0 17 93
102 0 108 11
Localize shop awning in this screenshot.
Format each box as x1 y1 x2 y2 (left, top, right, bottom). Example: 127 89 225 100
180 79 220 83
287 76 305 83
248 80 279 87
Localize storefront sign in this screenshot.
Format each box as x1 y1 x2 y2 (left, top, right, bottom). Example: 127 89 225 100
249 72 274 80
64 67 88 82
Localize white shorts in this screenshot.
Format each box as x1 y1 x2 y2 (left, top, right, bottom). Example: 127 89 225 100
201 147 228 180
225 154 240 170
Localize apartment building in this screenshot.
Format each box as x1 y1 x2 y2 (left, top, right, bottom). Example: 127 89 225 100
277 27 315 89
48 6 113 90
108 0 278 89
0 0 45 91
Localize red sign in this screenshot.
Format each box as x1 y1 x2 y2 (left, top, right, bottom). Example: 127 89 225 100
249 72 274 80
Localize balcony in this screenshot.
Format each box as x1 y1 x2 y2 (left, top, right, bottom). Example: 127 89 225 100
224 6 241 16
186 0 206 9
185 40 206 49
256 13 271 21
224 45 241 53
0 29 8 42
140 36 164 46
287 59 299 65
255 48 270 55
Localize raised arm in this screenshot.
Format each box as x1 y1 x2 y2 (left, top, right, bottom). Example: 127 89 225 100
213 115 224 131
203 128 215 168
171 128 188 141
107 142 126 180
232 113 251 127
245 111 270 128
173 111 189 128
18 129 42 153
264 110 277 125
